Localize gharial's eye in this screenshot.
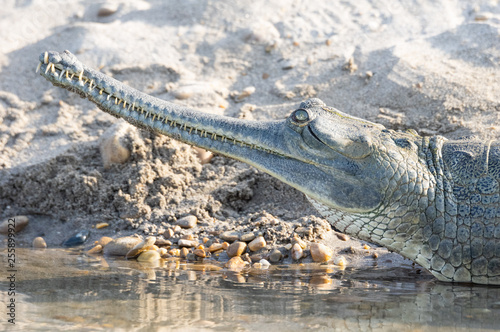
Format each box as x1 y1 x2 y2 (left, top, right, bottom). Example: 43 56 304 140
291 109 310 124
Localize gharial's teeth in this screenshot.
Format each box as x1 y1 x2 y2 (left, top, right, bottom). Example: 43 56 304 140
78 70 83 81
50 63 55 73
59 70 65 80
35 62 41 73
43 52 49 64
45 62 52 74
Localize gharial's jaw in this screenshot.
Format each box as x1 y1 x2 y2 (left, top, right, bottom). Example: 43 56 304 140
37 50 387 214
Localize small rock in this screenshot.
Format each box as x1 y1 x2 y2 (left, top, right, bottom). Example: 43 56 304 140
240 232 256 242
236 86 256 102
186 253 197 261
269 249 282 263
248 236 266 251
104 236 142 256
178 239 198 247
181 234 194 240
292 235 307 249
98 236 114 247
137 250 161 262
95 223 108 229
173 225 182 233
126 236 156 259
164 228 175 239
32 237 47 249
177 215 197 229
225 256 247 270
334 256 347 266
258 259 271 268
155 237 172 247
343 57 358 73
169 248 181 257
180 247 190 258
97 5 118 17
250 254 264 262
284 243 292 250
87 245 102 254
157 247 168 257
295 227 311 235
227 241 247 257
208 243 224 252
244 20 280 45
310 243 333 263
241 253 252 263
62 230 90 247
193 147 213 164
0 216 29 234
221 242 230 250
281 59 296 70
336 233 349 241
99 120 135 169
194 249 206 258
220 231 240 242
291 243 303 260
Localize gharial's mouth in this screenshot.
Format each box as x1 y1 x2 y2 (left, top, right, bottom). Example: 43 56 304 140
37 51 284 156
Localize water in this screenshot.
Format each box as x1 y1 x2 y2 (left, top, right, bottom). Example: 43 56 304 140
1 249 499 331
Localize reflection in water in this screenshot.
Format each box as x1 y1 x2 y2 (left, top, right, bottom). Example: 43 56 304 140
0 249 499 331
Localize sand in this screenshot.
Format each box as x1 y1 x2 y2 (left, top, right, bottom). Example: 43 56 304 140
1 0 500 268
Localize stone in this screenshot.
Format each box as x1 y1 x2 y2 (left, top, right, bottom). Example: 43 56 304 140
225 256 247 270
248 236 266 251
104 236 142 256
336 233 349 241
87 245 102 254
0 215 29 234
258 259 271 268
208 243 224 253
220 231 240 242
194 249 206 258
99 120 135 169
32 237 47 249
180 247 190 258
291 243 303 260
177 215 197 229
192 147 213 164
126 236 156 259
269 249 282 263
240 232 256 242
137 250 161 262
96 223 109 229
98 236 114 247
178 239 198 247
292 235 307 249
157 248 168 257
334 256 347 266
164 228 175 239
310 243 333 263
155 237 172 247
227 241 247 257
62 230 90 247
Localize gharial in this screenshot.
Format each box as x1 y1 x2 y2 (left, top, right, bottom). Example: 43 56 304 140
38 50 500 285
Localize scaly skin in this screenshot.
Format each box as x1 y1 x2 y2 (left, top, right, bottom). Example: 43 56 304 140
38 50 500 284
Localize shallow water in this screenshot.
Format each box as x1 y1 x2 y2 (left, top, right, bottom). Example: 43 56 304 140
1 249 499 331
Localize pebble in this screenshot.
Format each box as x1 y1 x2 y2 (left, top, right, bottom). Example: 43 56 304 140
99 121 134 169
62 230 90 247
225 256 247 270
227 241 247 257
194 249 206 258
269 249 282 263
97 5 118 17
292 235 307 249
336 233 350 241
95 223 109 229
32 237 47 249
281 59 297 70
0 215 29 234
258 259 271 268
178 239 198 247
295 227 311 235
244 20 280 45
248 236 266 251
236 86 256 101
250 254 264 262
220 231 240 242
208 243 224 253
291 243 303 260
181 234 194 240
334 256 347 266
241 253 252 263
180 247 190 258
240 232 256 242
157 247 168 257
126 236 156 259
163 228 174 239
284 243 293 250
87 245 102 254
310 243 333 263
177 215 197 229
169 249 180 257
103 236 142 256
155 237 172 247
221 242 229 250
137 250 161 263
98 236 114 247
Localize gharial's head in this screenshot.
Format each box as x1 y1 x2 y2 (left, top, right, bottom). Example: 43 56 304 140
269 98 425 216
